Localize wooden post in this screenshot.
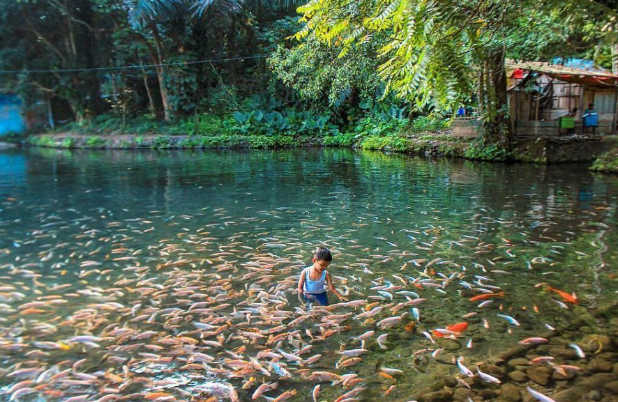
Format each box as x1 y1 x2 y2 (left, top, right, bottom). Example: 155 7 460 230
580 86 585 134
535 87 540 137
610 87 618 134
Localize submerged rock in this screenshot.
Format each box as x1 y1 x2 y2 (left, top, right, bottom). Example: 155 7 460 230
582 334 617 353
419 389 453 402
499 383 521 402
604 381 618 395
507 358 530 370
508 370 528 382
526 366 553 386
452 387 472 401
589 358 614 373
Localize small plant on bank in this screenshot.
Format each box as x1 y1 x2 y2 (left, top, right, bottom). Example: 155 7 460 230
464 141 511 161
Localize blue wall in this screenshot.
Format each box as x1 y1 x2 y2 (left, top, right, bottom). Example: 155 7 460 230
0 94 25 135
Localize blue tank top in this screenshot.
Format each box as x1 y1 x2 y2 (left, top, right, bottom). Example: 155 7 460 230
304 267 327 294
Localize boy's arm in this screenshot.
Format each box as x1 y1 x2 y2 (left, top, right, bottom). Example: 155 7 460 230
297 270 306 295
326 272 348 301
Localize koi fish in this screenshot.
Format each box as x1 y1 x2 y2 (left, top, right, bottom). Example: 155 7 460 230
273 389 297 402
312 385 320 402
446 322 468 332
544 286 578 304
469 292 504 302
252 382 278 400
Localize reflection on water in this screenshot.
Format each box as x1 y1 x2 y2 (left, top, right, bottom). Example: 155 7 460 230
0 147 617 401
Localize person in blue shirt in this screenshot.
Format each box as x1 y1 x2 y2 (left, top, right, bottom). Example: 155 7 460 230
297 247 347 306
584 103 596 116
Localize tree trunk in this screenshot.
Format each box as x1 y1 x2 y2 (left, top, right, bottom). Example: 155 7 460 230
479 45 512 150
77 0 103 116
151 24 172 122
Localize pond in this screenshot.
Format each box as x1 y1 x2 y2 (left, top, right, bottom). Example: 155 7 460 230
1 147 617 402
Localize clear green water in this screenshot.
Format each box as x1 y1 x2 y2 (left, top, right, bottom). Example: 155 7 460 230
0 147 617 401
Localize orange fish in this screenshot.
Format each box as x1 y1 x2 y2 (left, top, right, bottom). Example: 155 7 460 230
144 392 172 400
545 286 578 304
404 322 416 332
469 292 504 302
431 322 468 338
379 372 396 382
446 322 468 332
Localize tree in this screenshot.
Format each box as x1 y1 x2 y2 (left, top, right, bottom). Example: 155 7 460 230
0 0 116 122
291 0 617 149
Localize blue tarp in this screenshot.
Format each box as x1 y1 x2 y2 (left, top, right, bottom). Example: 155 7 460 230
0 94 25 135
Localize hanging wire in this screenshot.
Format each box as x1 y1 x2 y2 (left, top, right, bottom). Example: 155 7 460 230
0 55 268 75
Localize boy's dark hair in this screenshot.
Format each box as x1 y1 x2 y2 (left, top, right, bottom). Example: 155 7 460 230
314 247 332 262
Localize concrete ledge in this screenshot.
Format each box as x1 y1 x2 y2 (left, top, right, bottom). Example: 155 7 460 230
452 119 481 138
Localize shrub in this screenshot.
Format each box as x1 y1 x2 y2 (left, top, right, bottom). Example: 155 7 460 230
464 142 510 161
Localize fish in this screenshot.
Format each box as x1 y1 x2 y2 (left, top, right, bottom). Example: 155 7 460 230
336 348 368 357
456 357 474 377
412 307 420 322
446 322 468 332
527 386 557 402
519 337 548 345
356 330 375 340
380 367 403 375
496 313 520 326
272 389 297 401
336 357 362 368
544 286 578 304
568 343 586 359
312 385 320 402
377 290 393 300
377 334 388 349
252 382 278 400
476 366 501 383
469 292 504 302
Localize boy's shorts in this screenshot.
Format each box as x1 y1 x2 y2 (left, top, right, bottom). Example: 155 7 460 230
303 292 329 306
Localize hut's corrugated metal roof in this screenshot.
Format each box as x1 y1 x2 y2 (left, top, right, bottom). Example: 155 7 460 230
507 60 618 87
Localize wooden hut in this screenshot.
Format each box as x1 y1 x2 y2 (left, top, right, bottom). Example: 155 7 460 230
507 60 618 137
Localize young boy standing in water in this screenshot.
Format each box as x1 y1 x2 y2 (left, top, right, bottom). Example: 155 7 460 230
297 247 347 306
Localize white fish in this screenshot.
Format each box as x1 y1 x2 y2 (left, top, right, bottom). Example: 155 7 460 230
377 334 388 350
477 366 501 384
456 357 474 377
568 343 586 359
527 386 557 402
412 307 420 322
422 331 435 344
377 290 393 300
496 314 520 326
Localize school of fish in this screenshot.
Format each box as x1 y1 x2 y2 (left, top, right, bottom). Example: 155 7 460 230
0 150 616 402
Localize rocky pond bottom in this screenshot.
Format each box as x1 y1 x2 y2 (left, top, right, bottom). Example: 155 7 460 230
0 148 617 402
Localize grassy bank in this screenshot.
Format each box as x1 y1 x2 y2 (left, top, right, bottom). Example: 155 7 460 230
24 115 618 169
590 148 618 174
26 113 471 157
27 132 470 158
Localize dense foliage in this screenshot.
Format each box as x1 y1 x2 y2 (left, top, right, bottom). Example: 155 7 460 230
0 0 615 152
